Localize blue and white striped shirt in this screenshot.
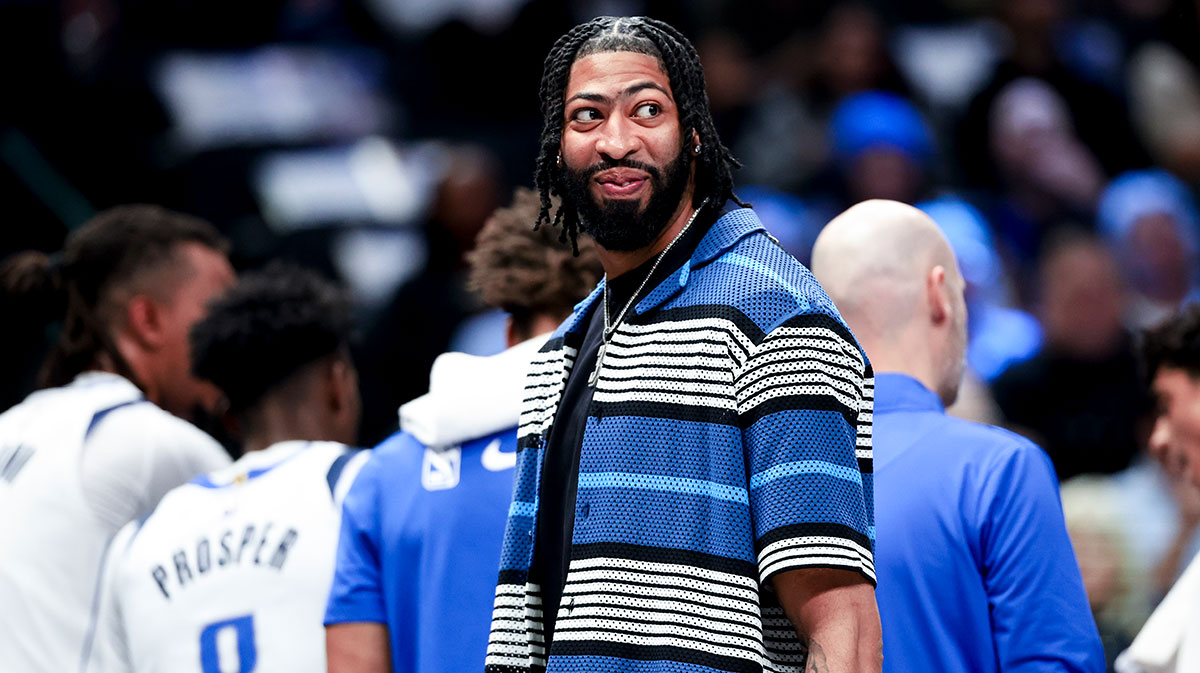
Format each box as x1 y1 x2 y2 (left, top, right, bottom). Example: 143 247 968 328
486 207 875 673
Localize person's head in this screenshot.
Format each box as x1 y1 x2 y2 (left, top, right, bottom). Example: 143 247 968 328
431 145 504 257
1140 304 1200 484
989 78 1104 209
815 4 892 98
190 265 359 449
0 205 234 418
812 199 967 405
467 187 604 345
1037 232 1126 359
533 16 743 253
1097 169 1199 305
829 91 933 204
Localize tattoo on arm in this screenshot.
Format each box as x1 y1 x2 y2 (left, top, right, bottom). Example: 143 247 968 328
805 640 828 673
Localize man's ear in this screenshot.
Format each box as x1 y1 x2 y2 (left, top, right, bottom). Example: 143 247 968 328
691 129 702 156
326 357 358 415
505 315 521 350
926 265 951 327
219 405 243 445
125 294 168 350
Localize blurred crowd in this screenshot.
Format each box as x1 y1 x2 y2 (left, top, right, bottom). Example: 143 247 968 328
5 0 1200 667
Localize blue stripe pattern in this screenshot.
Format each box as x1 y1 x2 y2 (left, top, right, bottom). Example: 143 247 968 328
84 399 147 440
750 460 863 489
578 471 749 505
508 501 538 518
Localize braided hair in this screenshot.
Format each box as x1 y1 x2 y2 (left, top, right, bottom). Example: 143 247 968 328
533 16 745 252
0 205 229 390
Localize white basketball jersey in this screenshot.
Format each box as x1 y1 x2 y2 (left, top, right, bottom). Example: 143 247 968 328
0 372 229 673
89 441 367 673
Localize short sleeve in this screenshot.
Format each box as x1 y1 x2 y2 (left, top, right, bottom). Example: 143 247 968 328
733 314 875 587
324 457 387 626
81 406 231 532
978 439 1105 672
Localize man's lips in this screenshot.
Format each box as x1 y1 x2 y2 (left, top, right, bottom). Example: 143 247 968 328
594 169 648 197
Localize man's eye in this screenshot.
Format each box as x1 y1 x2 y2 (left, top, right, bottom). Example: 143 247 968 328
571 108 601 122
633 103 661 118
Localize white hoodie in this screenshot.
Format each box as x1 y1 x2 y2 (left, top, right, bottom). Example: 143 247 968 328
398 335 549 448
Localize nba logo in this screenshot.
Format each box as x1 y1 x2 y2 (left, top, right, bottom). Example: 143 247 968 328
421 447 461 491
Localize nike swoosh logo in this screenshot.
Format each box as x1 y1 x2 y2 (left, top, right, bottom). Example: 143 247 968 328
481 438 516 472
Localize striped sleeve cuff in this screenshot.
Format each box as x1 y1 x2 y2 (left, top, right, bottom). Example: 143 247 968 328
757 525 876 587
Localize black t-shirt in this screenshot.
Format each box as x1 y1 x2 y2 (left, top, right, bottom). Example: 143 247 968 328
532 205 718 647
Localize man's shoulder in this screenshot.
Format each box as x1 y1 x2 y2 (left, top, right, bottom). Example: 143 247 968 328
369 430 428 466
923 413 1052 476
77 401 227 481
363 426 515 478
922 412 1037 452
0 374 144 437
687 215 851 340
101 401 208 437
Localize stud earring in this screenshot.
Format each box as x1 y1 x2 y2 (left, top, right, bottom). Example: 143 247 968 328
556 153 562 168
693 144 702 155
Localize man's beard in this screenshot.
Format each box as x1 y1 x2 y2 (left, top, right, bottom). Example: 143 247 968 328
562 148 692 252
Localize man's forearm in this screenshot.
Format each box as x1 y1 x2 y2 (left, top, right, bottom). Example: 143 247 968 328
772 568 882 673
326 622 391 673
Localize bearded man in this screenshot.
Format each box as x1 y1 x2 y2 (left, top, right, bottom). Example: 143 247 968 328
486 17 880 673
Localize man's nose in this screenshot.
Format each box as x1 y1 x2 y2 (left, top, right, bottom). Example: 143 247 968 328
595 117 639 161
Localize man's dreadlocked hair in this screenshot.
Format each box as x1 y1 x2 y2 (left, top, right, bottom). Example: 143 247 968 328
533 16 745 252
0 205 229 390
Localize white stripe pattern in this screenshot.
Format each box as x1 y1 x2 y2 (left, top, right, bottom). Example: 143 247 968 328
758 536 876 582
618 317 757 357
517 347 575 436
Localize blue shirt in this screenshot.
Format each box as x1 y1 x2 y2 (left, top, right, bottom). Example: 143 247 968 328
873 373 1104 673
324 427 518 673
486 207 875 673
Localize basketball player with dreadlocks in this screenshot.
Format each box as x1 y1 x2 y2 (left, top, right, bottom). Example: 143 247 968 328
0 206 235 673
488 16 880 673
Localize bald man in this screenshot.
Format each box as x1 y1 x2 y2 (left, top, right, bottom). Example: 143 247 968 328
813 200 1104 673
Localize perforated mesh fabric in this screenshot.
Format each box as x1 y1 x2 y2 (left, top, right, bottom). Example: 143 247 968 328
487 207 874 673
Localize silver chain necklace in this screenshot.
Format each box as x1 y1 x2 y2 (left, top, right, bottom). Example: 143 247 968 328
588 197 710 387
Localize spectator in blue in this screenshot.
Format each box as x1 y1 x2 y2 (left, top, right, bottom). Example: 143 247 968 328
812 199 1104 673
1097 169 1200 330
827 90 936 207
323 188 603 673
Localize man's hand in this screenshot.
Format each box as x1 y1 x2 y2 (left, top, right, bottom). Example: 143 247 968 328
772 567 882 673
327 622 391 673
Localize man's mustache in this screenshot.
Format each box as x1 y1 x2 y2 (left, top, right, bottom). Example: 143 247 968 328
578 158 663 182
